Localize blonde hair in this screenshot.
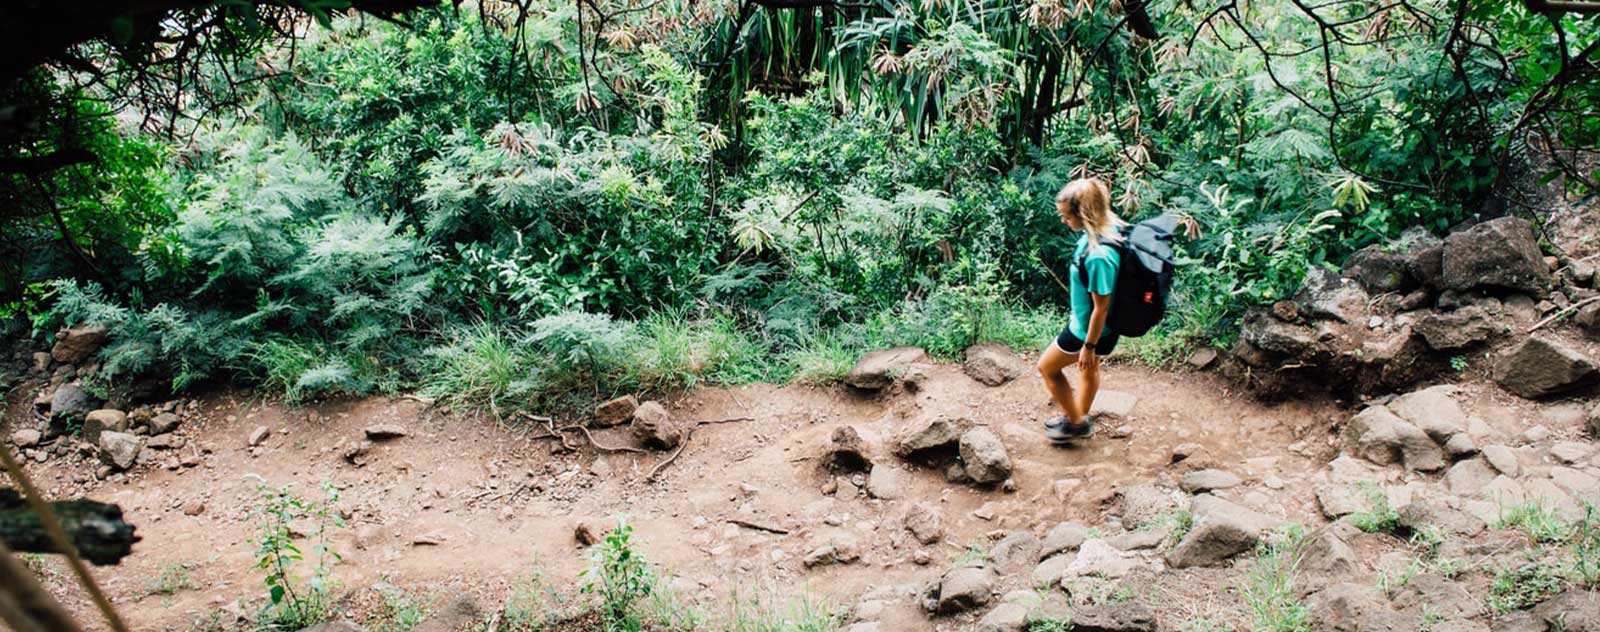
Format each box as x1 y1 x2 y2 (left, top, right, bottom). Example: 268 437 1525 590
1055 177 1127 249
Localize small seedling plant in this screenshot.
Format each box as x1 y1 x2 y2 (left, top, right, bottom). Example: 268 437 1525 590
581 520 655 632
247 476 346 629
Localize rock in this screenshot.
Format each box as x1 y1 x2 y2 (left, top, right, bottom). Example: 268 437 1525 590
414 596 481 632
1398 501 1485 537
183 501 206 516
148 412 181 435
1187 348 1219 369
1065 539 1138 579
631 401 685 449
1443 433 1477 458
1531 589 1600 631
1552 441 1593 464
30 352 51 374
865 464 908 500
1041 522 1090 559
98 432 141 470
1298 528 1360 589
364 424 407 440
341 440 373 465
1117 484 1177 529
1347 405 1445 471
1590 403 1600 438
1344 245 1418 294
988 531 1041 575
1495 335 1599 399
1090 390 1140 420
81 409 127 444
827 426 873 471
1446 458 1498 495
1482 445 1520 477
574 519 613 546
1307 583 1421 632
1105 528 1167 551
958 428 1013 485
934 566 996 614
1296 266 1370 324
1179 469 1242 493
1442 217 1551 294
1416 305 1505 351
894 416 969 459
1032 554 1073 587
845 347 930 390
593 395 639 428
1170 443 1203 464
1525 424 1553 443
1166 494 1277 568
1580 303 1600 339
802 535 861 567
1070 602 1157 632
48 384 100 436
11 429 41 448
903 502 944 545
1389 574 1482 619
1389 385 1467 442
146 434 183 450
977 602 1029 632
247 426 270 447
301 623 370 632
964 342 1026 387
972 502 999 521
50 324 109 364
1316 484 1362 519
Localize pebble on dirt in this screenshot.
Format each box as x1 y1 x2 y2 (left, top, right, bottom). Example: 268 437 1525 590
247 425 270 447
593 395 639 428
364 424 408 440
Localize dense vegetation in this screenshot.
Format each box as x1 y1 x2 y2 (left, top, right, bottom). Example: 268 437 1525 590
2 0 1596 411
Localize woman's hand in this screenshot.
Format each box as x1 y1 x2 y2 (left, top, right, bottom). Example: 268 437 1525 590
1078 345 1100 373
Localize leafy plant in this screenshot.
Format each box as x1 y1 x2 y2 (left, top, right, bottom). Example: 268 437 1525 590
247 477 346 630
580 520 655 632
1488 556 1565 613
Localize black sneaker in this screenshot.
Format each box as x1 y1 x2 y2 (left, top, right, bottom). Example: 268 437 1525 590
1044 416 1095 442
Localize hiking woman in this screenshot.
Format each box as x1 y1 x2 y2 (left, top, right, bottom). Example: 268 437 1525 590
1039 177 1127 442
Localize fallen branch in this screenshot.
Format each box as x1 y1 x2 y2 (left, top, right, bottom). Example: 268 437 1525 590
514 413 645 453
726 517 790 534
646 429 692 481
0 490 140 566
1527 296 1600 333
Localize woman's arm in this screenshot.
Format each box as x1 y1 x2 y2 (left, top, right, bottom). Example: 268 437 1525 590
1080 291 1112 369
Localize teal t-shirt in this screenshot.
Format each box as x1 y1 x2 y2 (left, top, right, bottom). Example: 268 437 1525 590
1068 233 1121 340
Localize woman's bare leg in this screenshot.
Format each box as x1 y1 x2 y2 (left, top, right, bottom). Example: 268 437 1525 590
1077 361 1101 420
1037 342 1084 423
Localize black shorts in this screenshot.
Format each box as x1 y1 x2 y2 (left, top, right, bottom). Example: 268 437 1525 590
1056 326 1120 355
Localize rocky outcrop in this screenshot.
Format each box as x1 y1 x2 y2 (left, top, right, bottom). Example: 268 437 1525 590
1495 336 1598 399
845 347 930 390
1441 217 1551 294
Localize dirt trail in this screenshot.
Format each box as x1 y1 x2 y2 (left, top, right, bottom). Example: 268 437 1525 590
15 358 1345 631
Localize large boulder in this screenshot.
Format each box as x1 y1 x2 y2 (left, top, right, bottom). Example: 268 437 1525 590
963 343 1026 387
593 395 639 428
1415 305 1506 351
988 531 1041 575
1295 266 1370 324
48 384 101 438
630 401 685 449
958 428 1013 485
894 416 969 460
1494 336 1599 399
98 432 142 471
1442 217 1551 293
81 409 128 445
932 566 996 614
845 347 930 390
51 324 109 364
1166 494 1278 568
1344 245 1418 295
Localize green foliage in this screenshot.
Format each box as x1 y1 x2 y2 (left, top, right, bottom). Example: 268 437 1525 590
1569 504 1600 588
1488 556 1565 613
1349 483 1402 535
1495 500 1572 544
581 520 655 632
247 478 346 630
1242 525 1312 632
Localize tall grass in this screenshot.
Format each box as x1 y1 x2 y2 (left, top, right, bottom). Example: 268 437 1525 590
418 323 533 414
1241 525 1312 632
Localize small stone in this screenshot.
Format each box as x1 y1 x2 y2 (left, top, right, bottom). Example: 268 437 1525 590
1524 425 1551 444
364 424 408 440
865 464 907 500
1065 539 1137 579
1042 522 1089 559
1179 469 1243 494
148 412 181 435
1108 425 1133 439
913 549 931 565
11 429 41 448
98 432 141 471
248 426 270 447
593 395 639 428
845 346 930 390
1187 348 1218 369
1482 445 1519 477
903 502 944 545
973 503 999 521
1169 443 1202 464
183 502 206 516
575 519 613 546
934 566 996 614
827 426 873 471
988 531 1042 575
631 401 685 450
958 428 1013 485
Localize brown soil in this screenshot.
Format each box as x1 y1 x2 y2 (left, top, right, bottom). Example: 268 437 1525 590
13 358 1348 631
